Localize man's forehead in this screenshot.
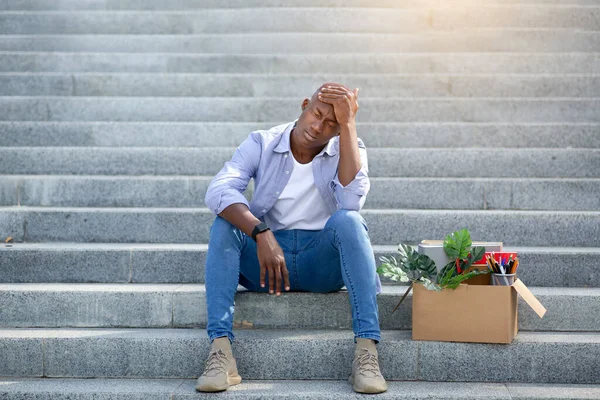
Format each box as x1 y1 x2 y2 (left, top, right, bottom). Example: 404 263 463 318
311 97 335 115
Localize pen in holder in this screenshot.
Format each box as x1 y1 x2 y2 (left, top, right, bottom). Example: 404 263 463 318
485 252 519 286
491 273 516 286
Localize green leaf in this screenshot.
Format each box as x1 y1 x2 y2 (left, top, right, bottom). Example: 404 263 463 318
462 246 486 271
396 244 437 281
439 269 490 290
443 229 472 260
438 264 457 286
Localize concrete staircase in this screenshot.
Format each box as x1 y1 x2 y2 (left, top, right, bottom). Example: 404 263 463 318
0 0 599 398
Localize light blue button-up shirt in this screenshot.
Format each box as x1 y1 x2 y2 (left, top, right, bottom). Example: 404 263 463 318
205 120 371 226
205 120 382 293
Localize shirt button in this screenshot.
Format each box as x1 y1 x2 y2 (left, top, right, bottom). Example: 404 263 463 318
284 155 288 158
285 171 290 174
262 209 266 213
276 191 280 195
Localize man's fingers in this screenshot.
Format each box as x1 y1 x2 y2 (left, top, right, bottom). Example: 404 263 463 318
322 84 350 92
321 88 350 96
275 265 282 296
319 92 346 99
354 88 359 99
259 261 266 288
268 265 275 294
282 265 291 291
280 258 290 291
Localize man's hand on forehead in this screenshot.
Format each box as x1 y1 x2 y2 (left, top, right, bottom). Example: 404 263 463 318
317 83 359 126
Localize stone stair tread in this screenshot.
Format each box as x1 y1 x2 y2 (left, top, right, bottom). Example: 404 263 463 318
1 147 598 178
1 326 597 342
2 97 599 124
2 0 599 10
2 7 597 36
3 241 600 252
1 206 598 246
2 53 600 74
1 121 598 149
0 282 597 331
0 328 598 381
2 72 600 98
2 174 599 211
1 242 596 287
1 31 599 53
1 282 599 295
0 378 599 400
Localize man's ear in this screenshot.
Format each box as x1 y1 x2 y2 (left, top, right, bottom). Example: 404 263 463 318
301 98 310 111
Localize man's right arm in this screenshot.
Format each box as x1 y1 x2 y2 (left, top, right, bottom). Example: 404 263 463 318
205 132 262 217
204 132 290 295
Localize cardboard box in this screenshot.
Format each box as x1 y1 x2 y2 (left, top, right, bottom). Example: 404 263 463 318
412 279 546 344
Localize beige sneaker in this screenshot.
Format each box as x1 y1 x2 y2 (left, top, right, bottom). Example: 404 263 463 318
348 338 388 394
195 337 242 392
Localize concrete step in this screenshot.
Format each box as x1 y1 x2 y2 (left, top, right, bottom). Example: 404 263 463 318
0 283 596 332
1 122 598 148
0 328 598 382
0 207 598 246
2 175 599 211
0 147 598 178
2 53 600 74
1 378 599 400
2 97 599 123
0 242 594 287
0 32 599 53
2 0 599 10
0 243 597 287
1 7 599 35
3 73 600 98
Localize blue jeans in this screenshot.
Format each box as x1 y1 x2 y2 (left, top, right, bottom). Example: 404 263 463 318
205 210 381 344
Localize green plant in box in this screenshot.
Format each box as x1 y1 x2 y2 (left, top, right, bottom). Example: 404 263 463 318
377 228 489 312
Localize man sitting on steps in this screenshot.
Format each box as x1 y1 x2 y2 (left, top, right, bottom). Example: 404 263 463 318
197 82 387 394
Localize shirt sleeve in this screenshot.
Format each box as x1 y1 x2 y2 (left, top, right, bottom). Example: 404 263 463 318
331 139 370 211
204 132 262 215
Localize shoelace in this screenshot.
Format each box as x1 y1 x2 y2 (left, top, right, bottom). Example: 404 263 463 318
202 349 228 376
355 348 382 378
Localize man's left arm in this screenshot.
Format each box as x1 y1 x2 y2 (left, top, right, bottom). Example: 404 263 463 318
319 85 370 211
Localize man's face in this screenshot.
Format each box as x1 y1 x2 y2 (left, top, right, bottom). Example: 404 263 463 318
293 96 340 150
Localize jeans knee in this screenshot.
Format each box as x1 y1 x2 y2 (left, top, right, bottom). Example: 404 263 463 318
326 210 367 234
209 216 244 247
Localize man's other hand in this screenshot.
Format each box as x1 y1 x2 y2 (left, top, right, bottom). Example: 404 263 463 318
318 84 359 126
256 231 290 296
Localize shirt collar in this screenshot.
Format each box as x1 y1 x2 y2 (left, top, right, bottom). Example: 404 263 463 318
273 120 338 157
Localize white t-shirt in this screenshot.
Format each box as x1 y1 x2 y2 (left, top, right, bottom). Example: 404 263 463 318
266 153 331 230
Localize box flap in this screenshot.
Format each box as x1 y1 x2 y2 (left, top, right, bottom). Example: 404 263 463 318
512 279 547 318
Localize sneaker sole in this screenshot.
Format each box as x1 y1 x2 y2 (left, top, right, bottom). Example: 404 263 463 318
348 375 388 394
195 374 242 392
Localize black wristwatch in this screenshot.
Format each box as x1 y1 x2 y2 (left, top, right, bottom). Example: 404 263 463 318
251 222 270 242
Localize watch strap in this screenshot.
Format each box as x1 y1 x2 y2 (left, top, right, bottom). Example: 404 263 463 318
251 222 270 242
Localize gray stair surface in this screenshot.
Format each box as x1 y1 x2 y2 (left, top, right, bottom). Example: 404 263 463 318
0 147 598 177
1 207 599 245
1 122 598 148
0 379 599 400
2 53 600 74
0 283 597 331
1 32 600 53
3 73 600 97
3 97 600 122
3 0 600 9
1 8 600 34
0 328 599 382
1 0 599 398
1 175 599 210
0 244 597 287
